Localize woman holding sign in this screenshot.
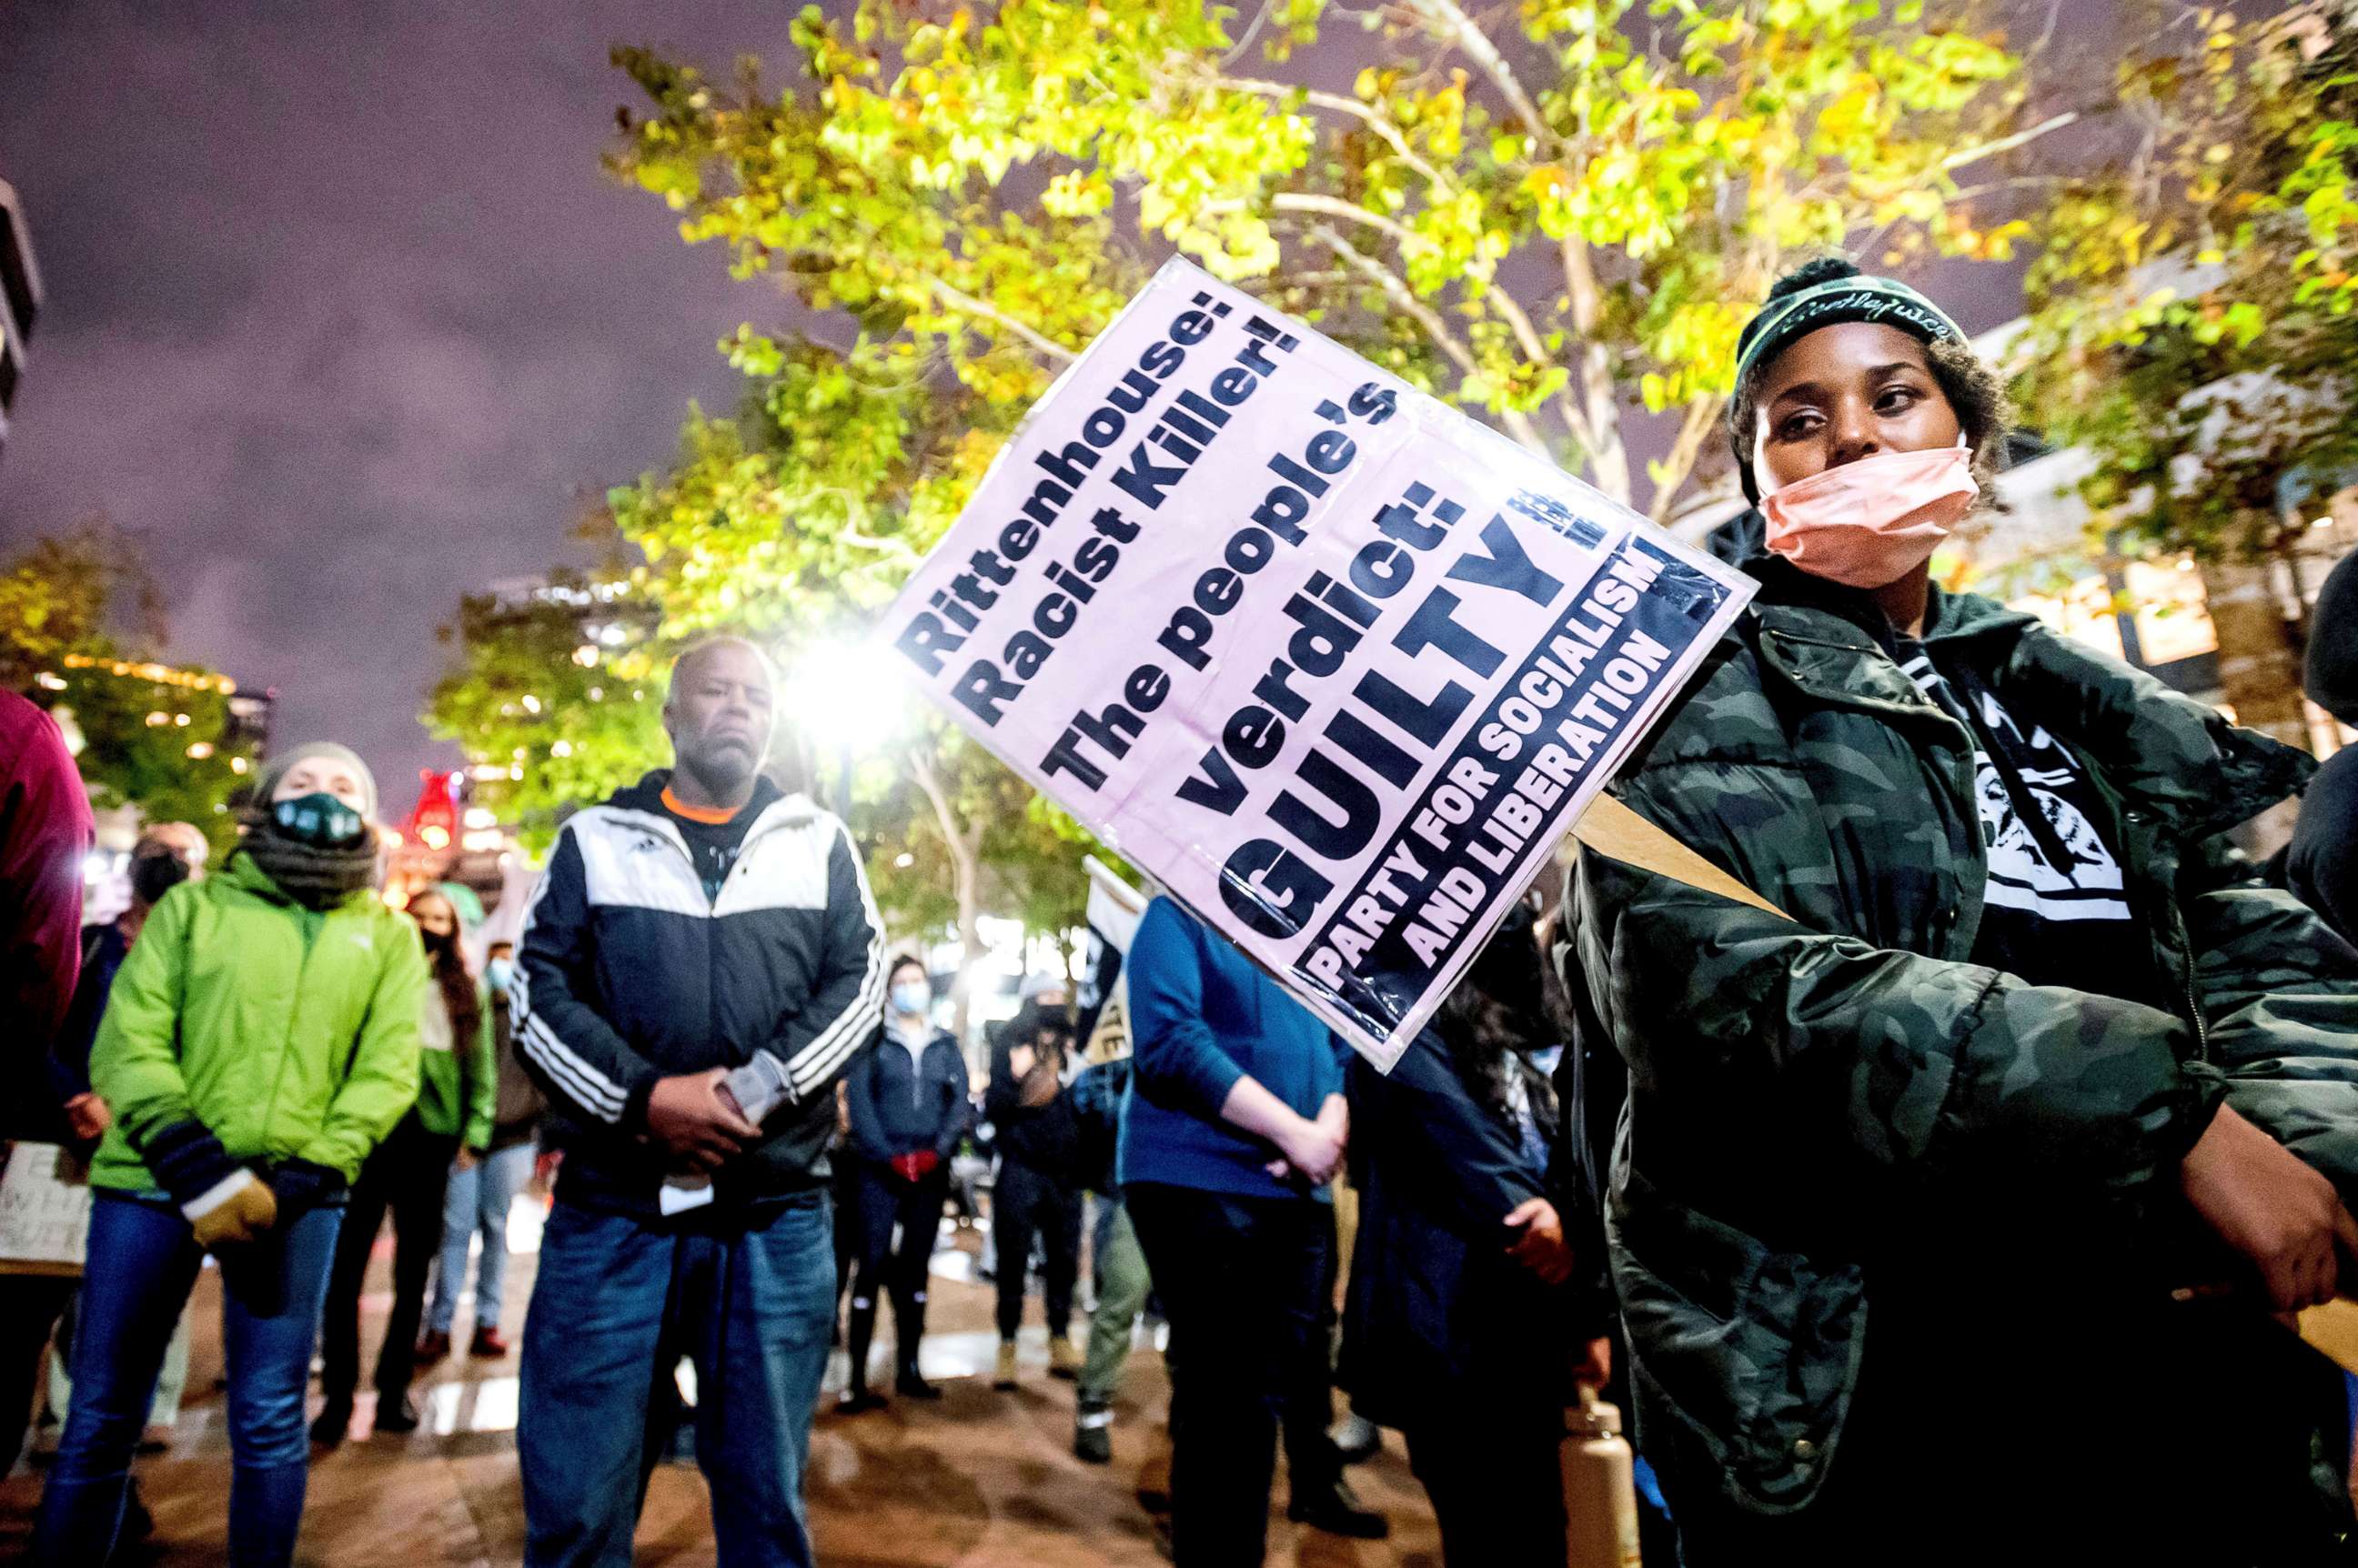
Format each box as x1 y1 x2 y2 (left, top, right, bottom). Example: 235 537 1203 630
32 744 425 1568
1561 257 2358 1563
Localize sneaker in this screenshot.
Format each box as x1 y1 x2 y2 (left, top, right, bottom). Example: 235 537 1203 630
308 1400 352 1449
1288 1478 1389 1540
1330 1411 1380 1465
1047 1335 1082 1380
469 1324 511 1359
1073 1401 1114 1464
836 1387 888 1415
372 1393 420 1436
415 1330 452 1368
895 1368 943 1401
993 1340 1019 1390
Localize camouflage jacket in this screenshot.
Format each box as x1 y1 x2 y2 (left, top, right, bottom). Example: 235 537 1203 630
1564 556 2358 1516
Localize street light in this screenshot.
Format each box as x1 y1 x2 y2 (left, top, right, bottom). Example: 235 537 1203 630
783 636 914 814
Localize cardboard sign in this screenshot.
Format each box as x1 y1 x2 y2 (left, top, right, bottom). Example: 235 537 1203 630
884 258 1753 1068
0 1142 93 1276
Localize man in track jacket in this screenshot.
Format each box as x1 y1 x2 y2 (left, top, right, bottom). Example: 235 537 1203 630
512 638 883 1568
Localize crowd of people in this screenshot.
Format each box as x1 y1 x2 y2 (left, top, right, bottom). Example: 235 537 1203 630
5 256 2358 1568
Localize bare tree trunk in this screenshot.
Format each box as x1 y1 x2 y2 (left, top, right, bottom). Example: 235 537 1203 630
2200 551 2311 855
910 749 988 1053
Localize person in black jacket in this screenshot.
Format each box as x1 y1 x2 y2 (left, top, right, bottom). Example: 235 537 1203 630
2289 548 2358 944
1341 903 1612 1565
510 637 883 1568
836 955 969 1412
985 987 1084 1389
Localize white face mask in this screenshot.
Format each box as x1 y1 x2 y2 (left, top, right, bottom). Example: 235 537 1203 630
890 980 930 1017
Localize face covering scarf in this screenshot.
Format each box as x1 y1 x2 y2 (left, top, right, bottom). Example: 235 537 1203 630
242 793 378 909
1761 444 1979 589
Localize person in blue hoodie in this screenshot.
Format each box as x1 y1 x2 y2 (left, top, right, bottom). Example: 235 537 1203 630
836 955 968 1412
1120 897 1386 1564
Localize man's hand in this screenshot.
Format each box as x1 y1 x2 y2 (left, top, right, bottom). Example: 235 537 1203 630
62 1093 111 1143
2182 1104 2358 1312
646 1069 761 1173
1274 1112 1346 1186
1504 1197 1576 1285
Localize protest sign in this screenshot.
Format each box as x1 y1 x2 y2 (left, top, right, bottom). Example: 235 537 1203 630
0 1142 92 1277
883 257 1754 1069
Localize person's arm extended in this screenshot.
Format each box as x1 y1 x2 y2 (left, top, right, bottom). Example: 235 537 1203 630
2177 843 2358 1196
1574 839 2219 1190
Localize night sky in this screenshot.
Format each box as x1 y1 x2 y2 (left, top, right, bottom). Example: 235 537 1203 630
0 2 2061 818
0 2 784 814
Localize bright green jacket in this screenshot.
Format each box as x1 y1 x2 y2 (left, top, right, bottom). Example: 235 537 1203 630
88 853 428 1192
416 977 499 1151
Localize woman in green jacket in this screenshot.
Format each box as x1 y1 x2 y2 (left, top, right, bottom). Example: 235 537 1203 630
1566 258 2358 1564
312 882 497 1446
34 742 425 1568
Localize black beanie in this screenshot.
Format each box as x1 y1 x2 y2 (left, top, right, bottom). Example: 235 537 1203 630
1728 257 1968 503
2309 548 2358 727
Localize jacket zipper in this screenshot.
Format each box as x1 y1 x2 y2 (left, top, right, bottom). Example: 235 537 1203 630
259 904 317 1163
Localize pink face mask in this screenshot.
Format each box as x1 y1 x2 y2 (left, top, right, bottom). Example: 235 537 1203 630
1760 444 1979 589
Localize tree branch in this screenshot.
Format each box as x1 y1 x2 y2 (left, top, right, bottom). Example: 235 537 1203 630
1940 111 2080 175
1215 75 1456 193
1647 395 1728 526
1559 236 1631 504
1482 283 1595 458
1404 0 1551 144
1308 224 1549 455
923 276 1079 365
1269 192 1422 246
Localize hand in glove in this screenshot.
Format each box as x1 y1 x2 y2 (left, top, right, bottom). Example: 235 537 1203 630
890 1150 941 1184
144 1119 278 1249
189 1170 278 1249
269 1158 348 1216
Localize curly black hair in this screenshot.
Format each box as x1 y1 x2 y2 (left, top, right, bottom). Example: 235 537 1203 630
1727 256 2011 502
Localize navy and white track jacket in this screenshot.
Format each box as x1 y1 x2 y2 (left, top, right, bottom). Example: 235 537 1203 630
514 770 883 1215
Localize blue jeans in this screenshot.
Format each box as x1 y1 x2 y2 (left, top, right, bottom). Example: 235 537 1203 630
428 1140 534 1334
34 1192 342 1568
519 1193 834 1568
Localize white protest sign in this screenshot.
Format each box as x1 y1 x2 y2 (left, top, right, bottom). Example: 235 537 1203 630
882 257 1754 1069
0 1142 92 1276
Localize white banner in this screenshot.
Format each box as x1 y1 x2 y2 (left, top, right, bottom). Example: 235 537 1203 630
883 258 1753 1068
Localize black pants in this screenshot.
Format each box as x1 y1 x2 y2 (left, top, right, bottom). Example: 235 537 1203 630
844 1160 949 1385
1 1273 76 1462
993 1159 1080 1341
1127 1181 1343 1568
319 1117 457 1407
1406 1403 1567 1567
